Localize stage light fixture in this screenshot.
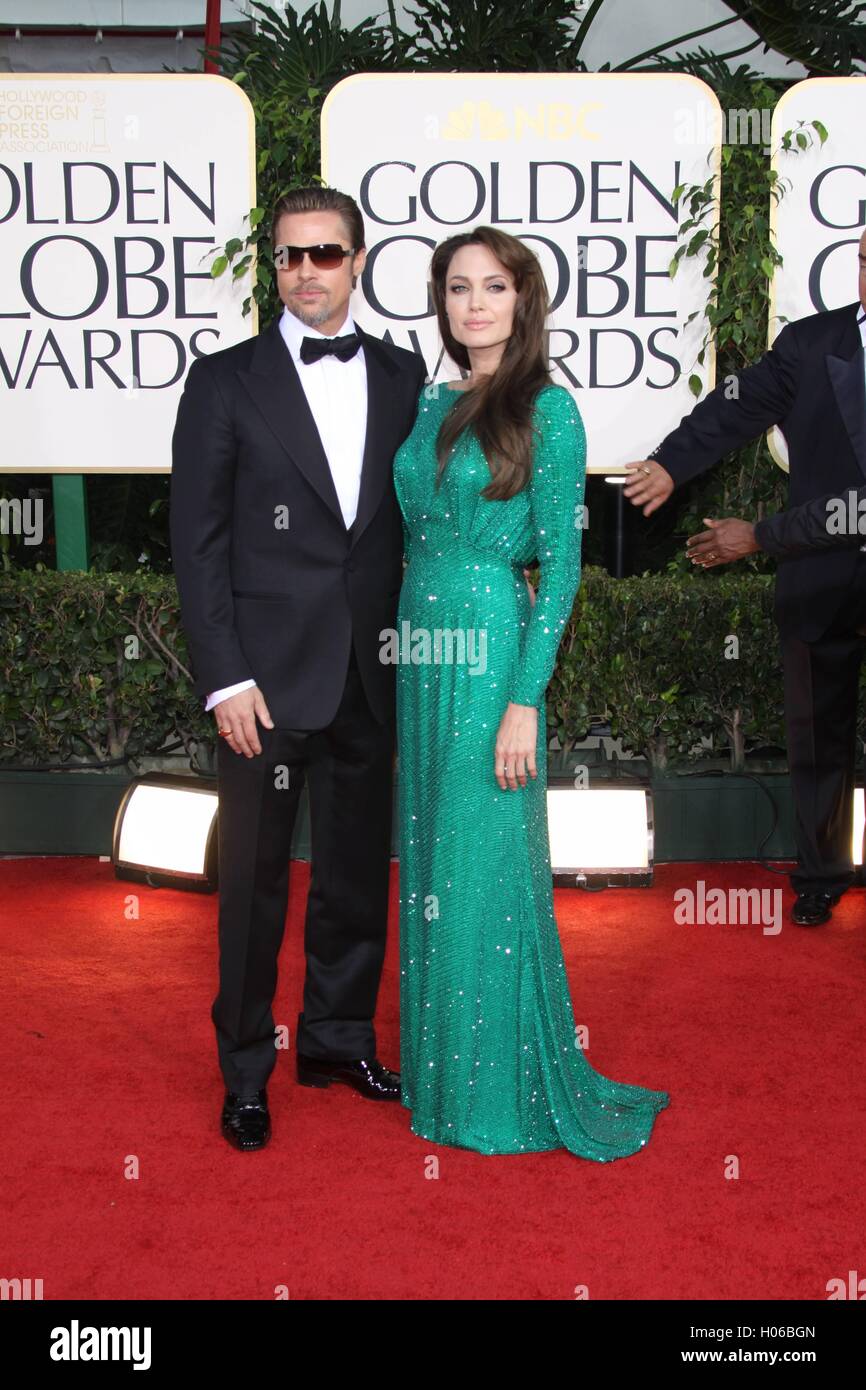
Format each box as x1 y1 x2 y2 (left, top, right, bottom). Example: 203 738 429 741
112 773 219 892
546 780 653 887
853 786 864 868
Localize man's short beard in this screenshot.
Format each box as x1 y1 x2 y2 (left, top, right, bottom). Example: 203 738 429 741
291 296 333 328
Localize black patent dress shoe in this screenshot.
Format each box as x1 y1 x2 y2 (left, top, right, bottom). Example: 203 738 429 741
296 1054 401 1101
221 1089 271 1150
791 891 841 926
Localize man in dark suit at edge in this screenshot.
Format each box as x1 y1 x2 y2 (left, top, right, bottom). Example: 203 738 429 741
623 230 866 928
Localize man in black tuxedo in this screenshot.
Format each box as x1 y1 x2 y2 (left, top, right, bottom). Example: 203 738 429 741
170 186 426 1148
623 230 866 927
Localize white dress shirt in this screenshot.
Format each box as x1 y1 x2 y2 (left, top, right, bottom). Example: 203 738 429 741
204 305 368 713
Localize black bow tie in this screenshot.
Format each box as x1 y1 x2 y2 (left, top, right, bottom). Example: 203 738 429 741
300 332 361 364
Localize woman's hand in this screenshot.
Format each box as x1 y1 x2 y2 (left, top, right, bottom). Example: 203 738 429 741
495 702 538 789
523 568 536 606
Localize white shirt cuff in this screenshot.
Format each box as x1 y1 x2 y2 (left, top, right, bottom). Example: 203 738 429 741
204 678 256 712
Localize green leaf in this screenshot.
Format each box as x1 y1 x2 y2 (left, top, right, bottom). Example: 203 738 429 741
210 255 228 278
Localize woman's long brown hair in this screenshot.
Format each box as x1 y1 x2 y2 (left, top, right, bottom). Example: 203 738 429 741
430 226 552 501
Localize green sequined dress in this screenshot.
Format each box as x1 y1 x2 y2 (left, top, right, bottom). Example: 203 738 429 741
393 382 669 1161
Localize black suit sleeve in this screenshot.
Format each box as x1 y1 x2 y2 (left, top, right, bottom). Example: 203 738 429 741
755 485 866 559
653 322 801 486
169 357 255 697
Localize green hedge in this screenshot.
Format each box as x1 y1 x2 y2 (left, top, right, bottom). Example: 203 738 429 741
0 567 803 773
548 565 785 770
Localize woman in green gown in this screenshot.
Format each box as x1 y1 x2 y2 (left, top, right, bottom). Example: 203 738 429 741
392 226 669 1161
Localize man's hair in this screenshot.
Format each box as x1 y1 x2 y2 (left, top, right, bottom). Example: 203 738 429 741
270 186 365 254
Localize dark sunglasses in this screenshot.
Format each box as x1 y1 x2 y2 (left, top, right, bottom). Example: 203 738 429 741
274 243 356 271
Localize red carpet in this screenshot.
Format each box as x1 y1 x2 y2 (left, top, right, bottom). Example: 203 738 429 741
2 857 864 1300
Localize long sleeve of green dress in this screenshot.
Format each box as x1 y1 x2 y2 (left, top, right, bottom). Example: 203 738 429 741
508 387 587 708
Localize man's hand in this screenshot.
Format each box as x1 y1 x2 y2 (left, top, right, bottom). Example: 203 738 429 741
214 685 274 758
687 517 761 568
623 459 675 516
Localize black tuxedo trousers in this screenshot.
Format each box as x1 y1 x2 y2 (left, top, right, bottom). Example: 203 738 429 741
781 575 866 895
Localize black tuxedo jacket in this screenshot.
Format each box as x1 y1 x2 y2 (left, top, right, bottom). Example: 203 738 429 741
170 317 427 728
653 301 866 641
